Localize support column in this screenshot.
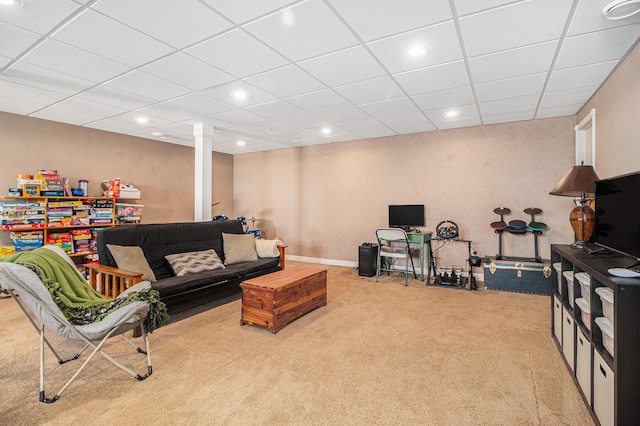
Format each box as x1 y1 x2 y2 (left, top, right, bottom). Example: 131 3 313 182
193 123 213 222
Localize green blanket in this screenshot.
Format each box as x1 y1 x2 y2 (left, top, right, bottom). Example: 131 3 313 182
1 248 168 333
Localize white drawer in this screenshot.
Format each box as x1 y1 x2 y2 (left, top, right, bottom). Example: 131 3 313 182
562 306 575 371
575 327 591 404
593 350 614 426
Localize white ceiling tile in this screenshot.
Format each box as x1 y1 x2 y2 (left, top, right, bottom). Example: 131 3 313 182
394 61 470 95
555 24 640 69
133 103 204 123
246 100 305 119
314 105 372 125
568 0 640 36
83 118 151 134
424 103 480 127
209 108 270 127
75 85 157 111
469 41 558 84
161 93 234 116
1 61 96 95
479 94 540 115
201 0 299 25
54 97 126 117
540 86 599 109
0 79 67 105
377 111 431 129
244 65 326 98
351 128 397 139
31 106 103 126
0 55 11 68
460 0 573 57
435 116 481 130
328 0 452 41
454 0 520 17
203 81 278 107
475 73 547 102
265 127 317 141
546 61 618 92
93 0 233 49
185 29 288 78
334 76 406 105
111 111 173 127
104 70 191 102
321 132 362 143
0 0 81 34
412 85 475 111
51 10 174 68
339 118 391 134
0 21 42 57
387 122 437 134
243 121 297 137
21 39 129 82
367 21 463 74
243 0 358 62
536 104 583 119
359 97 418 118
286 89 351 112
278 113 332 129
0 95 50 115
141 52 234 91
483 110 535 125
298 46 386 87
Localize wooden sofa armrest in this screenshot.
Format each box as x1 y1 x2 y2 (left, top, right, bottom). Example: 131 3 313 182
85 264 143 299
278 245 287 270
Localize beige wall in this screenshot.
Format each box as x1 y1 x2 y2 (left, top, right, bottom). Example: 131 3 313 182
0 112 234 244
577 41 640 179
233 117 577 265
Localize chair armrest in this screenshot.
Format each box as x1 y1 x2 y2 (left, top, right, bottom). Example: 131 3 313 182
277 245 287 270
84 264 143 299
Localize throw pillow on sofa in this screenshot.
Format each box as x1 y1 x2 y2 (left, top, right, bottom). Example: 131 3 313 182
222 233 258 265
106 244 157 282
165 249 225 276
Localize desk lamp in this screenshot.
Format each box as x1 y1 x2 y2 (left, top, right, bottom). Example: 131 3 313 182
549 164 600 248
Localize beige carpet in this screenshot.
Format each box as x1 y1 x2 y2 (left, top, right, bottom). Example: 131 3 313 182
0 262 594 425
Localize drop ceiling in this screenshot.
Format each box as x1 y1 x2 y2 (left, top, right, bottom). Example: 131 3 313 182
1 0 639 154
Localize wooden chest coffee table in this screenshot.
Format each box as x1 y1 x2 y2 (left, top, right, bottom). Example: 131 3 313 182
240 266 327 333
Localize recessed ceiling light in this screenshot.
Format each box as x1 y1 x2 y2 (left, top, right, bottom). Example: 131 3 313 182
231 91 249 100
445 110 459 118
236 140 246 146
403 44 430 57
0 0 23 7
321 128 332 135
135 117 150 124
151 132 163 136
602 0 640 19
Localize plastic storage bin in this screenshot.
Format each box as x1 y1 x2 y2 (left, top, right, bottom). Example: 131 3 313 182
562 270 575 307
575 272 591 304
595 316 614 357
553 262 562 293
575 297 591 331
595 286 614 322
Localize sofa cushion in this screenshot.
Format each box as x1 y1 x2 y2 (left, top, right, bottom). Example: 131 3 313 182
106 244 157 282
165 249 225 276
222 233 258 265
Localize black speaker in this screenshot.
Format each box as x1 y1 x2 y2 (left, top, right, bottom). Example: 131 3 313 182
358 244 378 277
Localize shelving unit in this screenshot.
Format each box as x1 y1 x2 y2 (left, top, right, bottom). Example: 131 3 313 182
551 244 640 426
1 196 141 257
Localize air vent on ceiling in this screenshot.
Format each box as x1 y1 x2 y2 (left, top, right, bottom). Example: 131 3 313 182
602 0 640 20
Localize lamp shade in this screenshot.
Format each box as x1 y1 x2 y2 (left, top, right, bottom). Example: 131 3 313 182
549 165 600 197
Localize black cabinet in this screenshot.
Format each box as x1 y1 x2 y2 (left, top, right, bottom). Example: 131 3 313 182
358 244 378 277
551 244 640 426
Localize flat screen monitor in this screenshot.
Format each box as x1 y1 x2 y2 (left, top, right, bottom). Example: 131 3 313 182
389 205 424 230
594 171 640 261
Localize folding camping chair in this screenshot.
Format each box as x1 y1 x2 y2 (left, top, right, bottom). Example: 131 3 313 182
0 254 154 403
376 228 417 286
